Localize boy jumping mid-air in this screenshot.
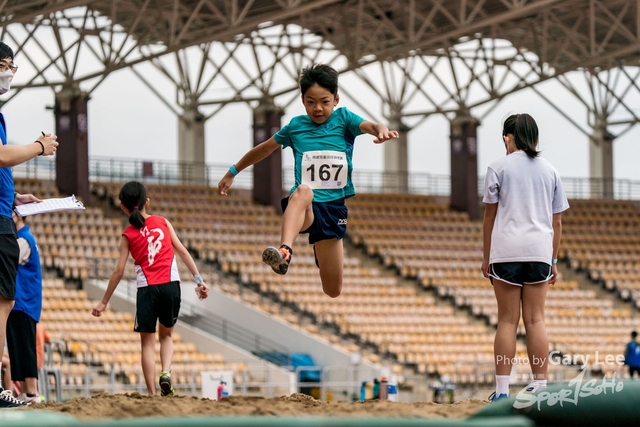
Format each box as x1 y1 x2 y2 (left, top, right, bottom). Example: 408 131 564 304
218 64 398 298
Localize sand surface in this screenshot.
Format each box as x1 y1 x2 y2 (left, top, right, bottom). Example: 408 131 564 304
22 393 488 420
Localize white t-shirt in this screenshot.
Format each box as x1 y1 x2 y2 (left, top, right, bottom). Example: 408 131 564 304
17 237 31 264
483 151 570 265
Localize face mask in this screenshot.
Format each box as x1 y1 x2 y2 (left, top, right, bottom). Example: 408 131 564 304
0 69 14 94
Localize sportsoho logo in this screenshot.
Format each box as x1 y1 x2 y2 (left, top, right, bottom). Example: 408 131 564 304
512 351 625 410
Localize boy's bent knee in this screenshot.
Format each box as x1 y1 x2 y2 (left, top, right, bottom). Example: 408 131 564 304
322 285 342 298
292 185 314 201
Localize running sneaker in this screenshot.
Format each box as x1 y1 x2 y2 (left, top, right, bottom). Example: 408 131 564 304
262 245 292 275
17 393 39 404
159 372 175 397
0 388 27 407
488 391 509 402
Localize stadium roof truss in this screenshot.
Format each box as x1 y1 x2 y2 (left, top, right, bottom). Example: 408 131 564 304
0 0 639 132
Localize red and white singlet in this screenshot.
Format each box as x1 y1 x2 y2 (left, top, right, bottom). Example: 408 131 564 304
123 215 180 287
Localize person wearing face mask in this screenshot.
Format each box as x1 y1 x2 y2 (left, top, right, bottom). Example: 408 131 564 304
481 114 569 402
0 41 59 408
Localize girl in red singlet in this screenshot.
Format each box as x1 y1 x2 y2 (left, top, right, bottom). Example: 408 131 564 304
92 181 209 396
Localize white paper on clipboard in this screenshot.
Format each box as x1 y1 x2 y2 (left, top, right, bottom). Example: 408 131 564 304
14 195 85 216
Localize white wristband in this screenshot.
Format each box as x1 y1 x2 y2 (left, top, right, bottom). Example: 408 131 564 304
551 258 557 265
193 275 204 284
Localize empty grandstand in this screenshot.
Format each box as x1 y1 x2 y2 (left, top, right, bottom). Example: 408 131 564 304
12 170 639 403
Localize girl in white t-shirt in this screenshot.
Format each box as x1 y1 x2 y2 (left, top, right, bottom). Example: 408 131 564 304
481 113 569 401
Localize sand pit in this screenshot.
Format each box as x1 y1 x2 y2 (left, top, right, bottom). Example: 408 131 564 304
21 393 488 420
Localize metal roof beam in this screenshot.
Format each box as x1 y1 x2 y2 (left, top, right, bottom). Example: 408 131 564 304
349 0 563 66
0 0 91 25
78 0 345 80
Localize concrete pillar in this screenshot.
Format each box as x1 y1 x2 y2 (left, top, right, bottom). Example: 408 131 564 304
54 87 90 204
589 122 614 199
450 114 480 219
252 98 283 210
383 115 410 193
178 105 206 185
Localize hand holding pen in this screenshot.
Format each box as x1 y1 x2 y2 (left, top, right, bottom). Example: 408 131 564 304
35 130 59 156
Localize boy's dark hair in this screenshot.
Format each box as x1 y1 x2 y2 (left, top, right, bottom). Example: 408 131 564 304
503 113 540 159
632 331 638 339
300 64 339 96
0 42 14 61
119 181 147 228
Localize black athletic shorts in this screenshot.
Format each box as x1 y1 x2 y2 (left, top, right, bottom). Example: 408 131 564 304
489 262 552 287
0 233 19 300
6 310 38 380
134 281 181 333
281 197 348 244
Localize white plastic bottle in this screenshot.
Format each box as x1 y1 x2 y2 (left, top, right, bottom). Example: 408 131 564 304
387 376 398 402
221 381 229 398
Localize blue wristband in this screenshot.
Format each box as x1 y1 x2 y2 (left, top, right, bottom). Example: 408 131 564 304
229 165 239 176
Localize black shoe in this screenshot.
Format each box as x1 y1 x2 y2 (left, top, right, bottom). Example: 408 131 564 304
262 245 292 275
159 372 175 397
0 388 27 407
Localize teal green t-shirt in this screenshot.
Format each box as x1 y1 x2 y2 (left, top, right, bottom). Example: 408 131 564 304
274 107 365 203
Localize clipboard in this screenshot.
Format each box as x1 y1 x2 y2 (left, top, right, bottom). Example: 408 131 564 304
14 195 85 216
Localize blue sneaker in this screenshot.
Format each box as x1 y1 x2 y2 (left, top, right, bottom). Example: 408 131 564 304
488 391 509 402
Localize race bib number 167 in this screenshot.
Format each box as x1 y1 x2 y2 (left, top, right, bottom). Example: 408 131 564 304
301 150 348 189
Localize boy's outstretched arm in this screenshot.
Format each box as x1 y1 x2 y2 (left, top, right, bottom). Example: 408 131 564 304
166 219 209 300
218 137 281 196
92 236 129 316
359 121 400 144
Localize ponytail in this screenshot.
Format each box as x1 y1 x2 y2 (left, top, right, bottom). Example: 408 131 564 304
129 205 146 228
503 113 540 158
119 181 147 228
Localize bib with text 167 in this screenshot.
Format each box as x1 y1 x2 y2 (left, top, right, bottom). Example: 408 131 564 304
301 150 348 190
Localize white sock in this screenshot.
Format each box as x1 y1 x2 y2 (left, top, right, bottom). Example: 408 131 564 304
533 379 547 390
495 375 510 396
